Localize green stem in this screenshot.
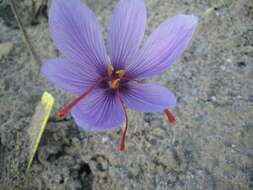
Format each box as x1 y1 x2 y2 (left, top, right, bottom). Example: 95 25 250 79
9 0 41 66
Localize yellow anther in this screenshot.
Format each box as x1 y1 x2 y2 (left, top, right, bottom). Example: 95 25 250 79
111 79 121 89
115 69 125 76
107 65 114 77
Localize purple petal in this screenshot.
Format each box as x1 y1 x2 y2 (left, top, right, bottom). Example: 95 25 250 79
49 0 108 75
42 59 101 95
71 89 124 131
122 82 176 112
126 15 198 79
108 0 146 70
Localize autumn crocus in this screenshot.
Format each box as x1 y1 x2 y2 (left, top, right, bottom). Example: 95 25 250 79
42 0 198 151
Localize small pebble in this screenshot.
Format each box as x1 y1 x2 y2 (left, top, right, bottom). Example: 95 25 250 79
102 136 109 143
211 96 216 101
0 42 14 58
226 58 232 63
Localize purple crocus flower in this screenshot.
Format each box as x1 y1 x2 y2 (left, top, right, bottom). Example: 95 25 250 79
42 0 198 151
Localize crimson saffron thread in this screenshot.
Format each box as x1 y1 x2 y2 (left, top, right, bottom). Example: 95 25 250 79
117 89 128 152
164 109 176 124
58 77 109 120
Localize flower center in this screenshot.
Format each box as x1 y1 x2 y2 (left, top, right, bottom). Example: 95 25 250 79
107 65 126 89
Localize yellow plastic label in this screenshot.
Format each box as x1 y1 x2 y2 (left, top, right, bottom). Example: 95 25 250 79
27 91 54 169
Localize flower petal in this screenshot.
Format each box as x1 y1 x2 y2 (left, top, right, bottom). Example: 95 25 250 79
49 0 108 75
71 89 125 131
42 59 101 95
122 82 176 112
126 15 198 79
108 0 146 70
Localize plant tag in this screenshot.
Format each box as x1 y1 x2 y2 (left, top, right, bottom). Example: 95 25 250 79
27 91 54 169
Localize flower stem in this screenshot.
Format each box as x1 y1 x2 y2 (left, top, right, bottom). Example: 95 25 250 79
9 0 41 66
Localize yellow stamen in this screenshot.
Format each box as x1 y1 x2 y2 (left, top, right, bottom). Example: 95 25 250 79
107 65 114 77
115 69 125 76
111 79 121 89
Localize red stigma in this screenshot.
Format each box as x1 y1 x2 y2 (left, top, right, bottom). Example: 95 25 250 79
117 90 128 152
164 109 176 125
58 111 66 120
119 123 128 152
57 77 109 120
